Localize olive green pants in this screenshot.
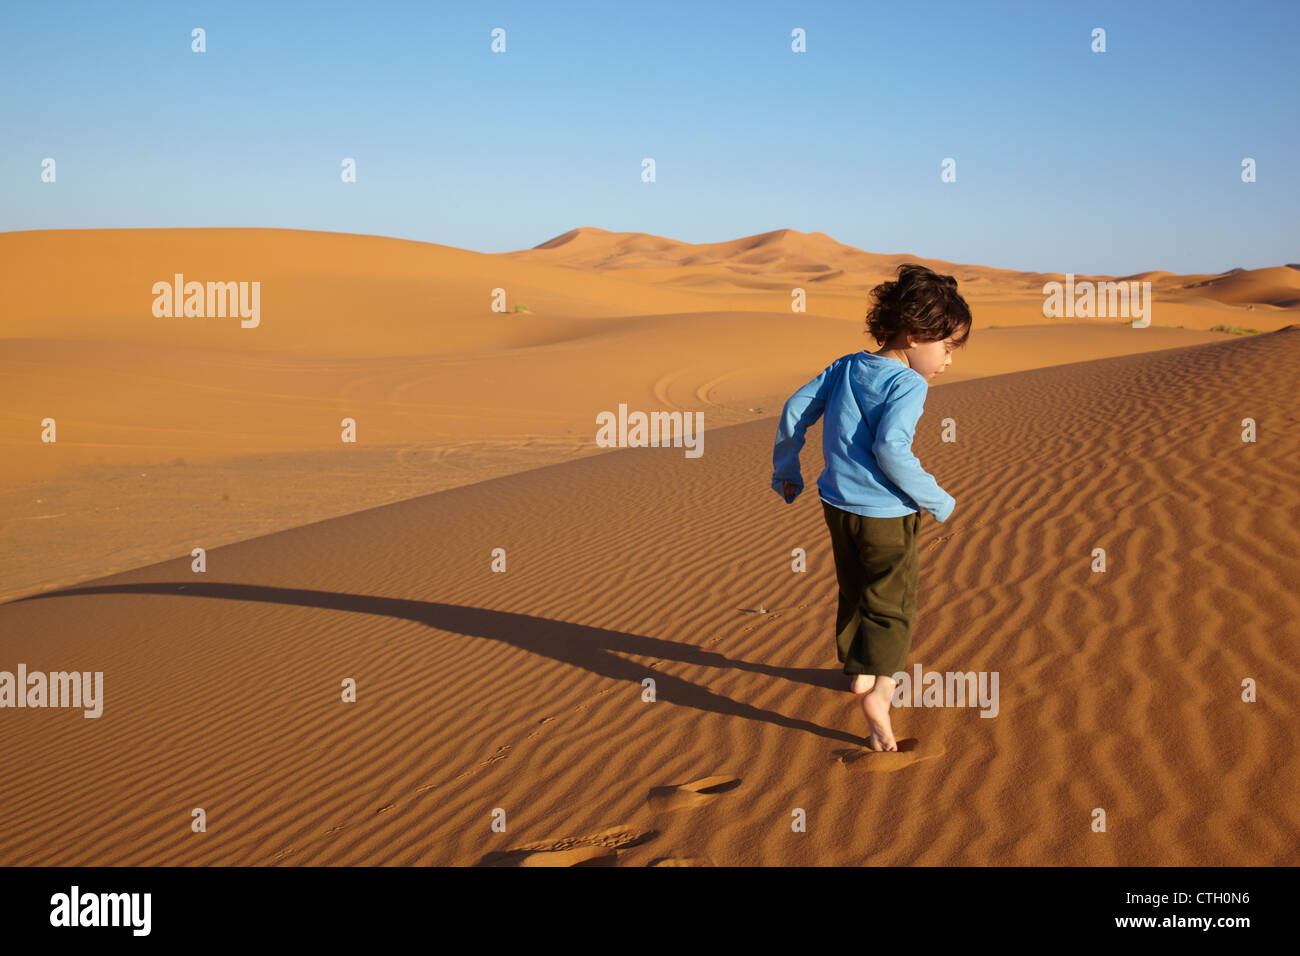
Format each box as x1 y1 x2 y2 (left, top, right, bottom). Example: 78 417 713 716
821 500 920 677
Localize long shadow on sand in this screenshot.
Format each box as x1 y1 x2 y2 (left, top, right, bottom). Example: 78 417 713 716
14 582 864 745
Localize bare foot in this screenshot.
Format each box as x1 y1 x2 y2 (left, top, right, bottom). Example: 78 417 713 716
859 687 898 751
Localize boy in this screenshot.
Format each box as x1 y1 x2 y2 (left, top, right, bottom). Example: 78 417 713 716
771 263 972 751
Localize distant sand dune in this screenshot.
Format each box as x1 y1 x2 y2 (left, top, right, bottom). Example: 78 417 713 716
508 226 1300 311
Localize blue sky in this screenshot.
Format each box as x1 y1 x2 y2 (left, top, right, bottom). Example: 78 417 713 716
2 0 1297 275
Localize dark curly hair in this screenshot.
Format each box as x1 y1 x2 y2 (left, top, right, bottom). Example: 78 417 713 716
865 263 972 348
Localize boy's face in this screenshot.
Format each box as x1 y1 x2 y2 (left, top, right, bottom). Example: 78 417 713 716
908 332 959 381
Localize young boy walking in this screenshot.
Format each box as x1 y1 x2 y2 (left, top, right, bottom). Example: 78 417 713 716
771 263 972 752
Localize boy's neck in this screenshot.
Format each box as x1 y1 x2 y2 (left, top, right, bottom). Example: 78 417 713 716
872 347 911 368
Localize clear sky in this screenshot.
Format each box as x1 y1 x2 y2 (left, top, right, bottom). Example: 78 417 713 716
2 0 1297 275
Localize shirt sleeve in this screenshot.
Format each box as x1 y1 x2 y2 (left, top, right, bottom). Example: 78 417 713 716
872 373 956 521
771 361 836 501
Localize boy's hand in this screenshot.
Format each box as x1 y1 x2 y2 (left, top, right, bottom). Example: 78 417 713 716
782 480 799 502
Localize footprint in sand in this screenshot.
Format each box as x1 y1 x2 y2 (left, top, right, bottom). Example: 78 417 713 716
832 737 944 772
529 716 557 738
477 826 657 867
454 744 514 779
648 856 715 867
647 775 742 814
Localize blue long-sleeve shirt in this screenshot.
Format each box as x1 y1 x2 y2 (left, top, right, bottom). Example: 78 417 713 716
771 350 955 521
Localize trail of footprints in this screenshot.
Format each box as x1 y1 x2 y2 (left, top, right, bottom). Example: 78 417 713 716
302 771 744 866
296 723 939 863
301 620 939 863
479 775 743 867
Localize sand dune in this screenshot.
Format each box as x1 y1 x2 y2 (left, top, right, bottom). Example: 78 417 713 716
1168 265 1300 309
0 319 1232 604
2 328 1295 865
508 226 1300 313
8 227 1281 606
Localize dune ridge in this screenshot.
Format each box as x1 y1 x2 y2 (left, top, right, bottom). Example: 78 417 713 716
508 226 1300 308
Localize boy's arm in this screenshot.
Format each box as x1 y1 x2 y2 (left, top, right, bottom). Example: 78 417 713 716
771 363 835 502
872 374 956 522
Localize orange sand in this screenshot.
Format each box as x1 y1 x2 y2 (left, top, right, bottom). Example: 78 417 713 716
0 228 1296 864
